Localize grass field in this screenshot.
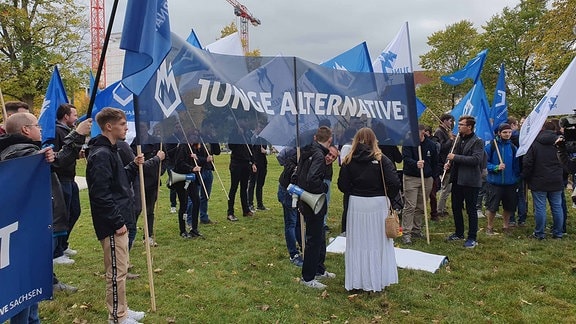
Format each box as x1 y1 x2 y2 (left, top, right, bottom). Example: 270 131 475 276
35 153 576 323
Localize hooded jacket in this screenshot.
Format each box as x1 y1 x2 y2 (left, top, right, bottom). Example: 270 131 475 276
87 135 139 240
338 143 400 198
485 137 520 186
522 130 563 192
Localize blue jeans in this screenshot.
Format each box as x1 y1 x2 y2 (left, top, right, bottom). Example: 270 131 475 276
199 169 214 222
59 180 81 251
531 190 563 238
278 184 302 258
10 303 40 324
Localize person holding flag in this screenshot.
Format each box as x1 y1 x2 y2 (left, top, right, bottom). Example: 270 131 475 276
484 123 520 235
445 115 484 248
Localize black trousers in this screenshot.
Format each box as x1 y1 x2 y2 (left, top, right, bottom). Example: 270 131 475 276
174 180 199 234
228 162 251 215
451 183 479 241
300 202 327 282
248 164 267 207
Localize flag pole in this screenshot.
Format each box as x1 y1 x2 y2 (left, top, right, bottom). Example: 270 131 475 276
418 146 431 244
440 133 460 183
86 0 120 119
133 96 157 312
153 142 163 243
293 56 305 257
0 88 7 125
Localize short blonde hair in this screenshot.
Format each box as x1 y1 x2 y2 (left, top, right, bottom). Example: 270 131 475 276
95 107 126 130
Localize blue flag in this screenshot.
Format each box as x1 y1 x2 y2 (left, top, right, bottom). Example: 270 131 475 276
450 79 493 141
186 29 203 49
320 42 373 73
90 81 136 144
416 97 427 118
490 63 508 132
39 66 68 143
0 154 53 322
120 0 171 95
441 49 488 86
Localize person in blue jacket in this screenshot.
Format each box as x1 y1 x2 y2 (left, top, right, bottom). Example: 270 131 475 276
484 123 520 235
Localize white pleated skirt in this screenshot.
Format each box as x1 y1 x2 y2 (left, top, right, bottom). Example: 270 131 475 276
345 195 398 292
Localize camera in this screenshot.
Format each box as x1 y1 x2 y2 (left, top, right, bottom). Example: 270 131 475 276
559 113 576 153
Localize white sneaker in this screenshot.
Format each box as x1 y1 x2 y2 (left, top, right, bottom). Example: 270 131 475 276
301 279 327 289
476 210 485 218
53 255 75 265
170 207 177 213
127 309 145 321
64 248 77 256
315 271 336 280
144 237 157 247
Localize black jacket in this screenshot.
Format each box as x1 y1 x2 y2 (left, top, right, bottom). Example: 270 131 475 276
434 125 454 164
0 134 68 233
448 132 484 188
87 135 140 240
338 144 400 198
197 143 221 171
402 137 439 178
130 138 162 189
44 122 86 181
522 130 564 192
297 141 329 195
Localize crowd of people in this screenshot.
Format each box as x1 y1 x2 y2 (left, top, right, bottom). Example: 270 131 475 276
3 98 575 322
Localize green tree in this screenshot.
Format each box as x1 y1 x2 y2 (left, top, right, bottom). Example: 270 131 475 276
477 0 547 118
418 21 479 121
0 0 88 112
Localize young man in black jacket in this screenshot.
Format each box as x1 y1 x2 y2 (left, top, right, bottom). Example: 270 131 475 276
87 108 164 324
297 126 335 289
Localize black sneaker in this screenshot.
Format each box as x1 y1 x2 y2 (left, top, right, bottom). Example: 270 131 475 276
257 205 270 211
446 233 465 241
189 229 204 239
227 214 239 221
248 205 256 213
180 232 191 239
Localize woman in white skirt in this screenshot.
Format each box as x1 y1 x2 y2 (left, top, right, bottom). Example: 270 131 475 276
337 127 400 292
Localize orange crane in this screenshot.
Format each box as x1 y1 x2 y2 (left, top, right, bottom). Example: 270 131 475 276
225 0 261 54
90 0 106 88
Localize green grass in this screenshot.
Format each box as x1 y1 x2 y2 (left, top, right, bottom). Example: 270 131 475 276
38 154 576 323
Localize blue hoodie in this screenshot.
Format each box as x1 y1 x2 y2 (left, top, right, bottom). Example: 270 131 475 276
485 137 520 185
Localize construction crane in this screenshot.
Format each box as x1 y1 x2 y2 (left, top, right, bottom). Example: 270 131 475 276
90 0 106 88
225 0 261 54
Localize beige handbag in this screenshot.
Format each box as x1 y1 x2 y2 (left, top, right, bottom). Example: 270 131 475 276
380 158 401 238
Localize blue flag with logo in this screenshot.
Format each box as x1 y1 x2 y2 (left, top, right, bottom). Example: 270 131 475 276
321 42 373 73
186 29 203 49
490 63 508 132
451 79 493 141
90 81 136 144
441 49 488 86
120 0 171 95
0 154 53 322
416 97 427 118
39 66 68 143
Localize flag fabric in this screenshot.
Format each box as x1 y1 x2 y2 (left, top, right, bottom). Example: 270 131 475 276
135 33 419 147
517 55 576 156
490 63 508 132
372 22 412 73
120 0 171 95
39 66 68 143
186 29 203 49
450 80 493 141
321 42 373 73
0 154 53 322
416 97 427 118
204 32 243 56
90 81 136 144
441 49 488 86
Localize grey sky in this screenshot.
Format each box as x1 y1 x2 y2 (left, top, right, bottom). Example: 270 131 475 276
104 0 520 69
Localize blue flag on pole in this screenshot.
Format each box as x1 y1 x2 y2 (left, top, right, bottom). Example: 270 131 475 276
450 79 493 141
120 0 171 95
441 49 488 86
39 66 68 143
416 97 427 118
320 42 373 73
186 29 203 49
0 154 53 322
490 63 508 132
90 81 136 143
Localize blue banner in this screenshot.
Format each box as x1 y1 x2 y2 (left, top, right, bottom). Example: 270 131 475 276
0 154 53 322
451 79 493 141
441 49 487 86
39 66 68 143
320 42 373 73
134 34 419 147
90 81 136 144
120 0 171 95
490 63 508 132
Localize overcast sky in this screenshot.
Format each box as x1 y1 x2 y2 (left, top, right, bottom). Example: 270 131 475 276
103 0 521 69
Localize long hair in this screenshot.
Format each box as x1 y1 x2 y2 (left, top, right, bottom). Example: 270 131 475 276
342 127 382 165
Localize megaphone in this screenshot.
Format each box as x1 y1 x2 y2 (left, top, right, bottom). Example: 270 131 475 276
287 184 326 214
167 170 196 189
